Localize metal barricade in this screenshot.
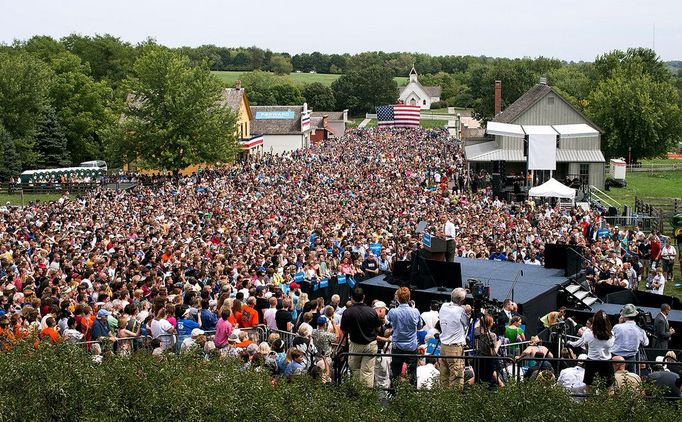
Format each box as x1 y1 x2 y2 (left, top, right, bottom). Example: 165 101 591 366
267 328 298 349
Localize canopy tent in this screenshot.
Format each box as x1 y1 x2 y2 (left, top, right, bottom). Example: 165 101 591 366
486 121 525 138
551 124 599 138
528 178 576 200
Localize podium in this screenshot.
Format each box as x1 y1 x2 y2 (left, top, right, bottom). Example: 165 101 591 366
422 233 447 253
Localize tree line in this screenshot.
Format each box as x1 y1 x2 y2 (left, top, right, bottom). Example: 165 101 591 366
0 34 681 177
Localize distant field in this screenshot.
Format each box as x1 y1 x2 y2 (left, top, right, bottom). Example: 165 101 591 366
0 193 64 206
601 170 682 208
212 71 408 87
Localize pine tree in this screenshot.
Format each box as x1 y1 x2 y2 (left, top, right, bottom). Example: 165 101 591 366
34 109 71 168
0 127 22 180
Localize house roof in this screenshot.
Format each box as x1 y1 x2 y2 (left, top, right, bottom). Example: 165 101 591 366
221 88 253 121
464 141 525 162
492 83 602 132
399 83 442 98
311 111 345 121
250 106 306 135
556 149 605 163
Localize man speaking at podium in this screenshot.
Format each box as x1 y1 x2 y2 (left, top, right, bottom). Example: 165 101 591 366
438 214 457 262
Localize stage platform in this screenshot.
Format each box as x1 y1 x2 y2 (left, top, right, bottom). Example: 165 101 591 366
359 257 568 335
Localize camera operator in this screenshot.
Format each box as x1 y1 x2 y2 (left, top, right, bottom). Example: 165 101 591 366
611 304 649 373
437 287 470 390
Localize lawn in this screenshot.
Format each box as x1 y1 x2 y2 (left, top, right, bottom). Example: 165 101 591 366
602 170 682 208
0 193 65 206
212 71 408 88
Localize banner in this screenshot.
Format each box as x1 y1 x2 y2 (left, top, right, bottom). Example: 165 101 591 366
319 277 329 288
369 243 382 256
337 274 347 285
528 134 557 171
294 272 305 284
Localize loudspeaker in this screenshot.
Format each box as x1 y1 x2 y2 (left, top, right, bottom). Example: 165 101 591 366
544 243 582 277
492 174 504 197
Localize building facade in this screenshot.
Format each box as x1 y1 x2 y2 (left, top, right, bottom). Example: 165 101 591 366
250 105 312 155
398 67 442 110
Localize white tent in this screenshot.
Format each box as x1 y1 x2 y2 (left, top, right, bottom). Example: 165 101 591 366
528 178 576 200
486 121 525 138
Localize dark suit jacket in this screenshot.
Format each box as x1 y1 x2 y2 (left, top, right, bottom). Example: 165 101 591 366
653 312 670 350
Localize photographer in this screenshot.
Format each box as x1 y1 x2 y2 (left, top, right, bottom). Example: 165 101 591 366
611 304 649 373
386 287 422 387
438 287 470 390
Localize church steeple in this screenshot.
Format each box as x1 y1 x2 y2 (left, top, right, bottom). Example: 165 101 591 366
409 65 418 83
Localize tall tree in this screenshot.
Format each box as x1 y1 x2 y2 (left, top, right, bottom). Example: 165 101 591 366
587 65 682 162
270 55 293 75
120 47 239 173
0 126 21 180
332 65 397 115
0 51 52 167
61 34 137 88
302 82 336 111
46 51 116 163
271 84 304 105
34 108 71 168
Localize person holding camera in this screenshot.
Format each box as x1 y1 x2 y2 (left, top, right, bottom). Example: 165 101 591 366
611 304 649 373
438 287 470 390
386 287 422 387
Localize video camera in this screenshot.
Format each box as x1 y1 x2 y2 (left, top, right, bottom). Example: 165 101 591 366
466 278 503 317
635 308 654 334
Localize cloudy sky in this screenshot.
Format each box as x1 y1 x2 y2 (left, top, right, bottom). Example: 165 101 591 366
2 0 680 61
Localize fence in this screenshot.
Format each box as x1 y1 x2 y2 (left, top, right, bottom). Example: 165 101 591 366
0 182 102 195
634 196 682 234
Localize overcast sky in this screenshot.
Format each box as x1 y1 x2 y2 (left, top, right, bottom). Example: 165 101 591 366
2 0 680 61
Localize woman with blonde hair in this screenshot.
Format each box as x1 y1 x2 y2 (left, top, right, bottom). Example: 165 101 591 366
117 315 140 355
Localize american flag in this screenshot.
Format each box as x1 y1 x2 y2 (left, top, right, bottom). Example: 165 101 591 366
376 104 421 128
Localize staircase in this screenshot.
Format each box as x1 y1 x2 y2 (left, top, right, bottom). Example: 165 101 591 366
562 279 601 310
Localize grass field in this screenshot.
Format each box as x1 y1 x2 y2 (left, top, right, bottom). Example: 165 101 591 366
601 170 682 208
0 193 64 206
212 71 408 87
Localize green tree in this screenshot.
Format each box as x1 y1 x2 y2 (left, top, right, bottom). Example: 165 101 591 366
239 70 278 105
332 65 397 115
120 47 239 174
46 51 116 164
271 83 304 105
270 55 293 75
0 126 21 180
587 65 682 162
302 82 335 110
34 108 71 168
61 33 137 89
0 51 52 167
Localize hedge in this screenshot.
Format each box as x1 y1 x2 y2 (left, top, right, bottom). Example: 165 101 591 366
0 344 677 422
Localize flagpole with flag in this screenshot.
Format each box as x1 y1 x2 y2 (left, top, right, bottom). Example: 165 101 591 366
376 103 421 128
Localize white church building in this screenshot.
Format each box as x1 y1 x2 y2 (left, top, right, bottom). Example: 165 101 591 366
398 67 442 109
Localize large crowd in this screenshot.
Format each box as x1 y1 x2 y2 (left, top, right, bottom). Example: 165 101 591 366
0 127 680 396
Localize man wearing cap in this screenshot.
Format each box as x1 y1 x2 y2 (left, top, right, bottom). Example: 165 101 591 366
557 354 587 398
611 304 649 372
91 309 116 344
373 300 392 390
180 328 205 353
340 287 382 388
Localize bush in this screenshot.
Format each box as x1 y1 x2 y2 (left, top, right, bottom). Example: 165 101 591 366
0 344 677 421
430 100 449 109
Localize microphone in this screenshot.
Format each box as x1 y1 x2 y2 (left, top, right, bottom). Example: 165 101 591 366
507 270 524 302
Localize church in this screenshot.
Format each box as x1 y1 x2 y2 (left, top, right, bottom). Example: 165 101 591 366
398 67 442 109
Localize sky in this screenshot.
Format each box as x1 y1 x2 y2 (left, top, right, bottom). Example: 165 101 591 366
2 0 681 62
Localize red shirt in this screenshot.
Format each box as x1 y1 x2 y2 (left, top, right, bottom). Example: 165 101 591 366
239 306 259 328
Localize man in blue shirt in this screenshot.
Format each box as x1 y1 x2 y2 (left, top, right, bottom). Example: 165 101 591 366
386 287 423 386
200 299 217 332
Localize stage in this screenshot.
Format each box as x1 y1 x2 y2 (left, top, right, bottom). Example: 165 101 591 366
359 257 568 335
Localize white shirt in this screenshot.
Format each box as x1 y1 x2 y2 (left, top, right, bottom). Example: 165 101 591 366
557 366 586 396
444 221 456 239
151 318 174 348
438 302 469 345
264 307 278 330
420 310 439 331
417 363 440 390
568 330 614 360
662 245 676 261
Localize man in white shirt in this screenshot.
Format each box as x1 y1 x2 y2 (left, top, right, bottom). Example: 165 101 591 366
438 287 470 389
439 214 457 262
660 239 676 281
420 301 440 331
263 296 279 330
557 354 587 399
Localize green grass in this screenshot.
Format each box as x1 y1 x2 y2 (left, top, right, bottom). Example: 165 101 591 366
603 170 682 208
420 119 447 128
212 71 408 88
0 193 64 205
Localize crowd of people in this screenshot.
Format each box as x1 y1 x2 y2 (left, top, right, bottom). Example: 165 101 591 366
0 127 680 396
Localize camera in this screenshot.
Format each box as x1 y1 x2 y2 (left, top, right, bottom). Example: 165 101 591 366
634 308 654 333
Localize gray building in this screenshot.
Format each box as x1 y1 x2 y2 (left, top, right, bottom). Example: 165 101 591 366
465 79 605 190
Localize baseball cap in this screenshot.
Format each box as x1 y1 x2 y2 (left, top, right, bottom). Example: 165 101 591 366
577 354 588 361
373 301 388 310
97 309 111 318
190 328 205 337
317 315 328 326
